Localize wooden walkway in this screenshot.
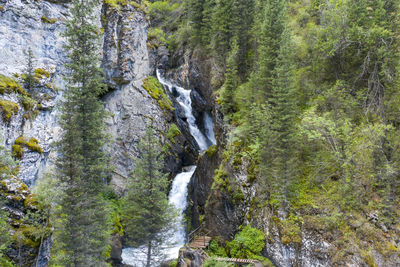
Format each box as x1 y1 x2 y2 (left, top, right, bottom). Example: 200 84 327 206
214 257 262 265
188 236 212 249
186 225 263 266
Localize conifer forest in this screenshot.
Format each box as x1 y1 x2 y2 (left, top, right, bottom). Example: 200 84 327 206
0 0 399 266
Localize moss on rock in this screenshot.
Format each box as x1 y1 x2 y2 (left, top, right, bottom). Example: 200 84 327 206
167 123 181 143
41 16 57 24
143 76 174 111
14 136 42 155
0 75 26 95
0 100 19 122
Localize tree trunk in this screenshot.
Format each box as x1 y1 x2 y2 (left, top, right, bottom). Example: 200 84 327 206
36 210 49 267
146 240 152 267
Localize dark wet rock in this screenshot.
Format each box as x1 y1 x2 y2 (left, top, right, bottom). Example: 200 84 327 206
177 247 205 267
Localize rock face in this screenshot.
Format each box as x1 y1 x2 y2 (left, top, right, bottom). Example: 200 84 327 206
0 0 68 186
101 4 168 193
0 0 193 192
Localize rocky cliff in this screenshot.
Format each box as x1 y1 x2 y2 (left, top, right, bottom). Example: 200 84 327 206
0 0 194 191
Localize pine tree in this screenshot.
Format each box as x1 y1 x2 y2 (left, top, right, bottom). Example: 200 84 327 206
220 38 239 117
211 0 233 61
200 0 216 46
52 0 111 265
24 48 35 93
186 0 205 44
122 125 177 267
269 24 298 207
231 0 255 80
249 0 285 102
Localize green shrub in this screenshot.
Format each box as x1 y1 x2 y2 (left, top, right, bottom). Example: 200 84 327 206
203 258 234 267
226 225 265 260
207 239 228 257
20 95 36 111
0 100 19 122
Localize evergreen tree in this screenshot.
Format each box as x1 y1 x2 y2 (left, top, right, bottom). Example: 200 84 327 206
200 0 216 46
52 0 111 265
186 0 205 44
122 125 177 267
211 0 233 61
231 0 255 80
269 24 298 207
249 0 285 102
220 38 239 117
24 48 35 93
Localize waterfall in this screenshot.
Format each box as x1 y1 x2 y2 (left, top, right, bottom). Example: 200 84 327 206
156 69 211 151
122 71 215 266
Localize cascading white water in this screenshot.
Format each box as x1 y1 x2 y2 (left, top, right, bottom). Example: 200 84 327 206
204 113 216 146
122 70 216 266
165 166 197 257
156 69 211 150
121 167 197 266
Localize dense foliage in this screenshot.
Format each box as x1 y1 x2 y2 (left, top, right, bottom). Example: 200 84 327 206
146 0 400 264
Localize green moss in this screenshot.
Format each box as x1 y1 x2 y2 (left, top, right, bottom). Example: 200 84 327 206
24 194 39 210
167 123 181 143
41 16 57 24
0 100 19 122
34 68 50 79
280 215 303 245
212 165 228 190
12 145 23 160
20 95 36 111
206 145 218 157
143 76 174 111
0 74 26 95
105 0 146 12
14 136 42 154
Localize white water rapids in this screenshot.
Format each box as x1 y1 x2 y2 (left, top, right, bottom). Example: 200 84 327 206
122 71 216 266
